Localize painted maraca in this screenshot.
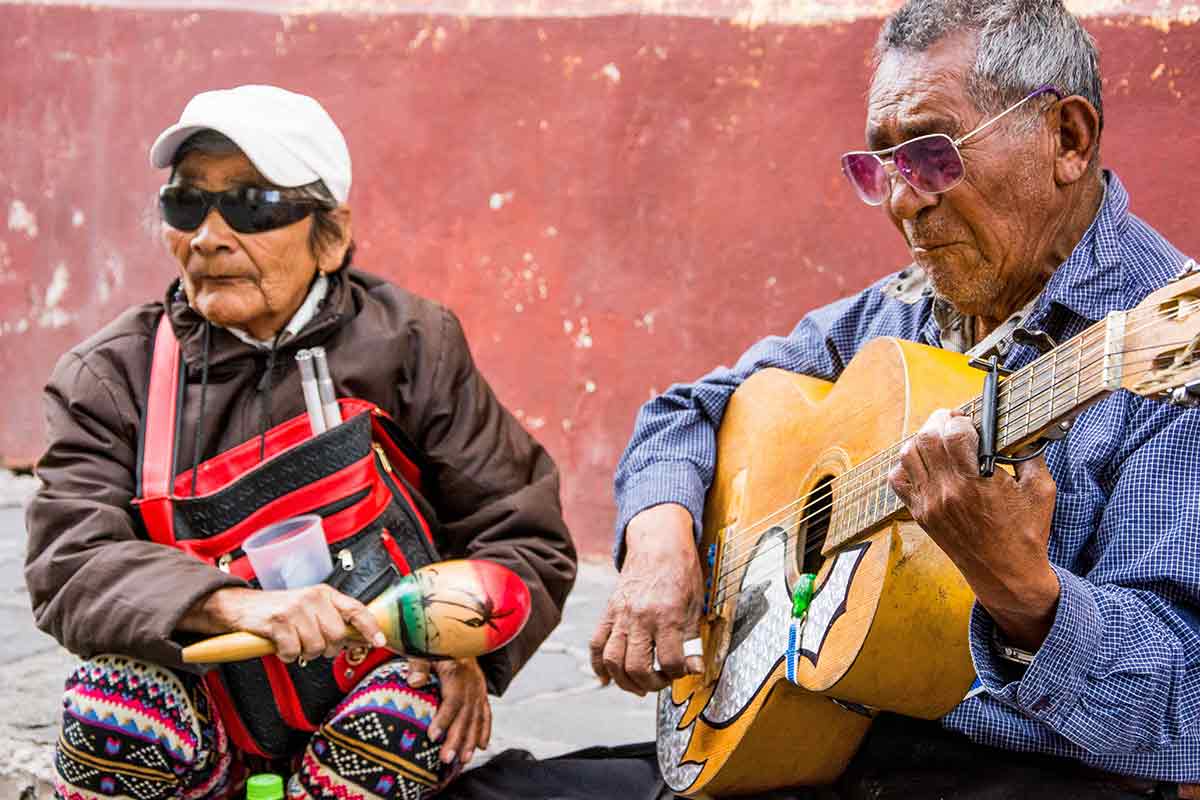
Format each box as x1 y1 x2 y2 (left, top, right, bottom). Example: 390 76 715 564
182 559 531 664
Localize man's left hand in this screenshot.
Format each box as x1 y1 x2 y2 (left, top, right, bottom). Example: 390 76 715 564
888 408 1061 651
406 657 492 767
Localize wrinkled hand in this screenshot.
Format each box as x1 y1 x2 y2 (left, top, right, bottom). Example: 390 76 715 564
590 503 705 696
887 408 1061 649
406 657 491 766
182 584 386 663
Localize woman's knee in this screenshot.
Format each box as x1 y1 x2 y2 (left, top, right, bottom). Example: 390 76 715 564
57 654 225 799
295 659 451 798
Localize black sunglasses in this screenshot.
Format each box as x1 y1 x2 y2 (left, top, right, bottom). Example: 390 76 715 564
158 184 321 234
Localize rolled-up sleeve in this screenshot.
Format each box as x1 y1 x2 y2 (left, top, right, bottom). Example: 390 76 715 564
611 283 912 566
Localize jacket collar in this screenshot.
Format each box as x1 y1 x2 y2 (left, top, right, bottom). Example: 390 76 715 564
165 269 357 370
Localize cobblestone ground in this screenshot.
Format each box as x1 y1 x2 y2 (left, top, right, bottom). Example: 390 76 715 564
0 472 655 798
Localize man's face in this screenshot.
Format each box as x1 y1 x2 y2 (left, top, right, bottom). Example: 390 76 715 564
162 150 322 340
866 32 1059 317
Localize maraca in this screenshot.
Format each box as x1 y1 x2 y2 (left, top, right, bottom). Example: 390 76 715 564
182 559 531 664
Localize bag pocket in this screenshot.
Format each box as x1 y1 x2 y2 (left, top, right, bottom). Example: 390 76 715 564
326 526 402 602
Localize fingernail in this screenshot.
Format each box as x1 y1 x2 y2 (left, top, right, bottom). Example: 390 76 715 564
442 749 456 764
373 632 386 647
428 725 442 742
463 750 474 764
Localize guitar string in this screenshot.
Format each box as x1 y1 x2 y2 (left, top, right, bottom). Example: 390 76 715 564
711 346 1194 601
711 353 1194 604
710 313 1127 565
714 310 1200 586
708 299 1195 581
712 301 1188 569
709 323 1198 601
715 340 1097 586
712 355 1189 603
716 327 1104 570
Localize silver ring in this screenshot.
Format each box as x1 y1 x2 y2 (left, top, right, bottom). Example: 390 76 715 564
652 638 705 672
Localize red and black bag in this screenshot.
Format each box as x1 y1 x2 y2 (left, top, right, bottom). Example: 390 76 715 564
132 315 441 757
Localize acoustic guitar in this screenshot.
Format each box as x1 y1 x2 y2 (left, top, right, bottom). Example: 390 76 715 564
657 264 1200 797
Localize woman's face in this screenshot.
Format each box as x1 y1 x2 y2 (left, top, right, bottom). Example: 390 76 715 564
162 150 339 341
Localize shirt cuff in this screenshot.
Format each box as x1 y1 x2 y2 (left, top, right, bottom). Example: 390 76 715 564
612 461 706 568
968 564 1102 726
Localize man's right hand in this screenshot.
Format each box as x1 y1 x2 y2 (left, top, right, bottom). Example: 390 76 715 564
589 503 705 696
179 584 387 663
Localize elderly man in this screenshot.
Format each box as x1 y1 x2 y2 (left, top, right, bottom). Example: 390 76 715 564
27 85 576 800
593 1 1200 797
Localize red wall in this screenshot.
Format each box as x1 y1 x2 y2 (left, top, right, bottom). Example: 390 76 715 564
3 3 1199 556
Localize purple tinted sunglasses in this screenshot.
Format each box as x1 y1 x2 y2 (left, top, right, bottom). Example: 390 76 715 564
841 84 1064 206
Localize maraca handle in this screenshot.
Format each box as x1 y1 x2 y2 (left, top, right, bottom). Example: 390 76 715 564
183 631 276 663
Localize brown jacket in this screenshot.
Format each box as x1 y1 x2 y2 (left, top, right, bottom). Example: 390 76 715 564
24 268 577 693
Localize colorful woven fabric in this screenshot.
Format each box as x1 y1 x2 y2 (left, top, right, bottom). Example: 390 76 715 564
55 654 233 800
290 661 445 800
55 656 447 800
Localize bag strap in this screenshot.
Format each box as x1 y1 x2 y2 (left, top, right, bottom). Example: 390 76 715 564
136 313 184 545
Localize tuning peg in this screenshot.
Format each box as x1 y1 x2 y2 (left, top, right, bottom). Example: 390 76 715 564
1169 379 1200 408
1175 259 1200 280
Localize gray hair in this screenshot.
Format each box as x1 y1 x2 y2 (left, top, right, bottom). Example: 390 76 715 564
876 0 1103 135
169 129 354 269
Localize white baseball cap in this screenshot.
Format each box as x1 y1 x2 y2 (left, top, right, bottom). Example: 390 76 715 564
149 85 352 204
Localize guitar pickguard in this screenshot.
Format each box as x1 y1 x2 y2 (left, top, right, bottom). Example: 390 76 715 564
798 543 870 667
658 526 794 791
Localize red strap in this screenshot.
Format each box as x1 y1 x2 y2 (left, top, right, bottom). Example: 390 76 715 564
202 671 268 758
137 315 181 546
261 657 319 731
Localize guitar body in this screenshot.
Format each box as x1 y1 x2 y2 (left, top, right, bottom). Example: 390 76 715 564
658 337 985 797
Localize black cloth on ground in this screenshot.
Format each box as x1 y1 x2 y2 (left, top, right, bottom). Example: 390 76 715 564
441 714 1174 800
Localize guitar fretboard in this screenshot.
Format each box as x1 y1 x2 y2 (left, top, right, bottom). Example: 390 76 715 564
821 314 1122 552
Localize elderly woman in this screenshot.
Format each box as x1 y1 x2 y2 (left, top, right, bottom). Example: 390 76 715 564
25 85 576 800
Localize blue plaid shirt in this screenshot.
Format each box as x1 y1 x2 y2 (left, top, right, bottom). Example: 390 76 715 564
614 172 1200 781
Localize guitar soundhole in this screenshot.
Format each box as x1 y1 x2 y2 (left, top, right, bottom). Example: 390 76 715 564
800 476 834 574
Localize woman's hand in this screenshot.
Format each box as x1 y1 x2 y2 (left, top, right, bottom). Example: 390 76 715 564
406 657 492 766
180 584 387 662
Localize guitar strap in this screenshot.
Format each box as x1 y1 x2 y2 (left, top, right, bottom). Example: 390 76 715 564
962 292 1044 362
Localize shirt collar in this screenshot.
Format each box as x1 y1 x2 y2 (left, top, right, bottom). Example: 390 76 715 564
1028 169 1127 325
903 169 1128 350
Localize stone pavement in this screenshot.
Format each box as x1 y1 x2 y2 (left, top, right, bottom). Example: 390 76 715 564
0 472 656 798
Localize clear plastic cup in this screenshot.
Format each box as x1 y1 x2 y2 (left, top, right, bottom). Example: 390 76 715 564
242 514 333 591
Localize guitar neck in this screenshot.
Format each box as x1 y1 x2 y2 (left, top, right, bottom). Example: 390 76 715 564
823 313 1126 552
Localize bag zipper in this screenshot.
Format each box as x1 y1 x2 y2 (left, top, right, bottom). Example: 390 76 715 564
371 443 437 563
212 486 372 570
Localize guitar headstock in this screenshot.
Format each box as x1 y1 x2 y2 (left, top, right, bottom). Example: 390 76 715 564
1122 259 1200 407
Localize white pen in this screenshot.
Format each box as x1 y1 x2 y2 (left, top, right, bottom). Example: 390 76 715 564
310 346 344 428
295 349 327 436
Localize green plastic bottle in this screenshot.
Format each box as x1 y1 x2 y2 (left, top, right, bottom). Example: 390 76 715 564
246 773 285 800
